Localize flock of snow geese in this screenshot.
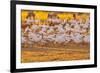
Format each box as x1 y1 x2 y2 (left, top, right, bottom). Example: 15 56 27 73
21 12 90 46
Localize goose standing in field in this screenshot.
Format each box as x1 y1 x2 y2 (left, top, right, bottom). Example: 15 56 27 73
81 23 89 30
54 33 66 44
45 34 56 42
83 35 90 43
31 24 39 30
65 33 71 43
64 23 71 32
73 24 82 33
81 27 87 34
21 35 27 44
71 32 83 43
22 31 27 44
38 25 49 45
39 25 48 35
56 24 65 33
24 26 32 33
28 31 42 43
47 26 54 34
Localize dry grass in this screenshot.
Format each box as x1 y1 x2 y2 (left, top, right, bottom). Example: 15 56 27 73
21 42 90 63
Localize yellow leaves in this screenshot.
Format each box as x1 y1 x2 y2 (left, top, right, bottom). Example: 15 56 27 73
76 13 90 21
57 13 74 20
21 10 90 21
34 11 48 20
21 11 28 22
81 14 90 19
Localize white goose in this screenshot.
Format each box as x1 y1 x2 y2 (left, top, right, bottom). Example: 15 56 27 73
83 35 90 43
71 33 83 43
28 32 42 43
54 34 66 44
21 37 27 44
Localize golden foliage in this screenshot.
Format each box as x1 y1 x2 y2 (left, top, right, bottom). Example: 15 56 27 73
21 10 90 21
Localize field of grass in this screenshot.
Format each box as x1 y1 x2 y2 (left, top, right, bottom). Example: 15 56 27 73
21 42 90 63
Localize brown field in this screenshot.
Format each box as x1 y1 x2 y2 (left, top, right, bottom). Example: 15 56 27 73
21 42 90 63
